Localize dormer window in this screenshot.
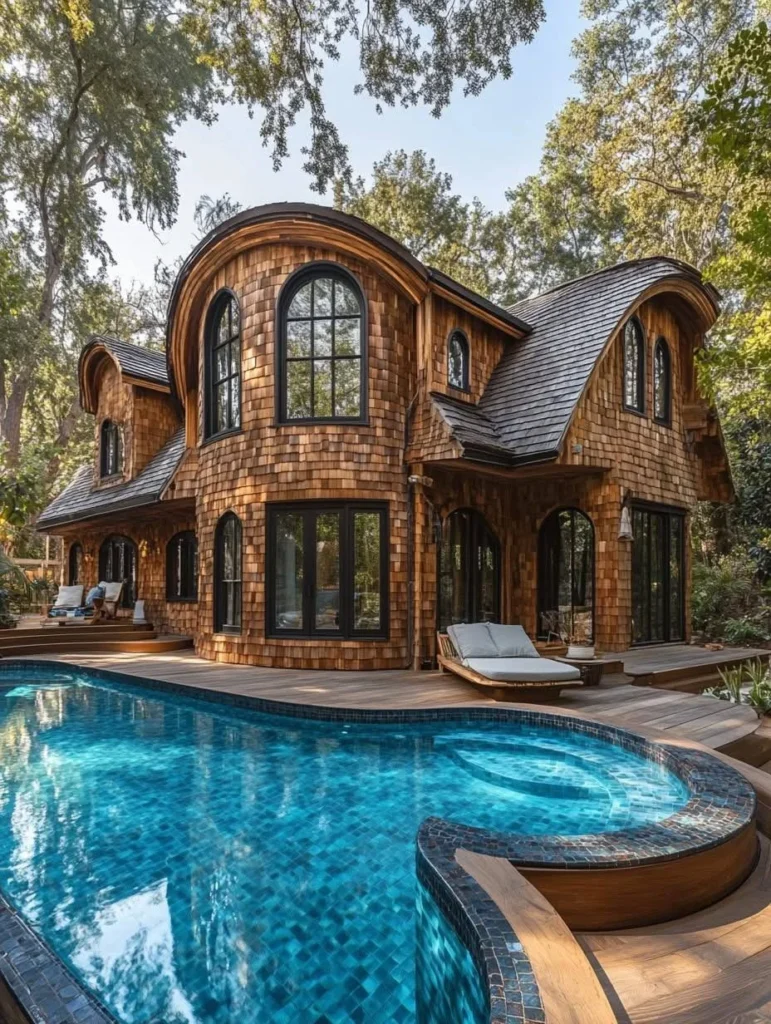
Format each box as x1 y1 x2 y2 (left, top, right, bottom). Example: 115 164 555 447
205 290 241 440
448 330 469 391
622 317 645 413
100 420 123 478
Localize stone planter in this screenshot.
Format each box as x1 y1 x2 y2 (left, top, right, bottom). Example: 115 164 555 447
567 644 596 660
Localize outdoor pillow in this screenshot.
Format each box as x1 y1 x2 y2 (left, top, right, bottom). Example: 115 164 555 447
53 585 84 609
487 623 539 659
447 622 499 660
85 584 105 606
463 657 581 683
100 581 123 601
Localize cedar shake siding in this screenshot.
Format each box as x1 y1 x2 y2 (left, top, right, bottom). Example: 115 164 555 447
38 203 733 668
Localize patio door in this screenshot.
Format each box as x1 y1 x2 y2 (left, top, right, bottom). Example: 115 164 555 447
438 508 500 630
631 505 685 644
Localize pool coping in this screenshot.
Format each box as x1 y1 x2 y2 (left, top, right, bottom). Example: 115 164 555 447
0 659 758 1024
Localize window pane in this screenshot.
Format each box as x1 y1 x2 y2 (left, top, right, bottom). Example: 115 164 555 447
229 297 240 335
669 517 683 640
314 318 333 357
624 321 641 409
448 335 465 389
286 361 312 419
215 382 229 433
315 513 340 630
275 513 304 630
229 340 239 378
478 529 497 623
335 280 360 316
335 318 360 356
334 359 361 418
288 283 312 318
314 360 333 417
573 513 594 642
215 346 228 383
229 377 240 428
353 512 381 631
654 343 669 421
217 309 230 344
650 514 665 642
287 320 311 358
314 277 333 316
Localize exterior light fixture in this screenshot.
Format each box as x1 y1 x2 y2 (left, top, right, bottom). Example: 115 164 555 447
619 504 634 540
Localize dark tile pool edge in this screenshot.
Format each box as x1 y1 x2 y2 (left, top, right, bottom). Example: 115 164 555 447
0 659 758 1024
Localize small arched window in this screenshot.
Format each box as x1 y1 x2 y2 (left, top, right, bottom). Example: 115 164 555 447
214 513 242 633
537 508 594 642
68 543 83 587
653 337 672 425
98 535 137 607
99 420 123 477
622 317 645 413
278 265 365 423
166 531 198 601
447 330 469 391
205 291 241 439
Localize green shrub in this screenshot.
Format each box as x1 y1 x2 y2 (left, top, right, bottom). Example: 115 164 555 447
692 552 771 643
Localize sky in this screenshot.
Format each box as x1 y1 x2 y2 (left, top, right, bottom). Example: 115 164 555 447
102 0 587 289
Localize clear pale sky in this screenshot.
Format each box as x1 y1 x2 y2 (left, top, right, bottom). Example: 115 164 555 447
103 0 586 288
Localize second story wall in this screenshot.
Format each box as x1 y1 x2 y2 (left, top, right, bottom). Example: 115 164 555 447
132 389 181 475
429 296 510 402
94 362 132 486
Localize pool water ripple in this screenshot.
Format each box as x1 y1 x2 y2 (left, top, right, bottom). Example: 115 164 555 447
0 669 690 1024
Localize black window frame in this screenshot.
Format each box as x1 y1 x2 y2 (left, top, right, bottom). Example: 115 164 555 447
653 336 672 426
99 420 123 478
631 502 685 645
536 507 595 642
204 289 241 441
166 531 198 602
98 534 137 608
276 262 368 426
68 543 83 587
437 508 501 632
266 501 389 640
622 317 646 415
214 512 242 634
447 329 470 392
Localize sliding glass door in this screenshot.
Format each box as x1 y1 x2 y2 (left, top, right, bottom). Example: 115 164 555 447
631 505 685 644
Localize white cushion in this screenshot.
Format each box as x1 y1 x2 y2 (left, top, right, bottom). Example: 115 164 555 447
100 581 123 601
487 623 539 658
463 657 581 683
53 585 84 609
447 623 499 659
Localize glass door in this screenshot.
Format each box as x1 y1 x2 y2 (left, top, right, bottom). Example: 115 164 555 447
632 506 684 644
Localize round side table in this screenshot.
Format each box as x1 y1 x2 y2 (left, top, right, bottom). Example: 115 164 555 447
554 656 603 686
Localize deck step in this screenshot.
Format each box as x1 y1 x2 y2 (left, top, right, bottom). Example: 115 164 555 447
0 623 154 644
0 635 193 657
0 626 155 648
629 651 768 692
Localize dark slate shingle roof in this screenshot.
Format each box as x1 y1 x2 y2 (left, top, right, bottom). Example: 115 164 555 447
37 429 185 529
477 257 716 462
91 336 169 387
430 392 512 466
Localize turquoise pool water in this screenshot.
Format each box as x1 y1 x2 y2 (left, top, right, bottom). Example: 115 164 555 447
0 667 689 1023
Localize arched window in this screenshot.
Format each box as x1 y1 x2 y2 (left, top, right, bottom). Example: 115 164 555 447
622 317 645 413
438 508 500 631
99 420 123 477
537 508 594 642
278 265 366 423
653 337 671 425
205 291 241 439
214 513 242 633
166 531 198 601
447 330 469 391
98 535 137 607
68 543 83 587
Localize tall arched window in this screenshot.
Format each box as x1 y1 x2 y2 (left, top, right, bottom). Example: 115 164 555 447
278 264 366 423
99 420 123 477
98 535 137 607
537 508 594 642
438 508 500 631
214 513 242 633
447 330 469 391
205 291 241 439
622 317 645 413
653 337 671 425
166 531 198 601
68 543 83 587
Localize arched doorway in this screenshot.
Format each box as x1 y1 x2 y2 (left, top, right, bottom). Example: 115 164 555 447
438 508 500 630
98 535 137 607
537 508 594 642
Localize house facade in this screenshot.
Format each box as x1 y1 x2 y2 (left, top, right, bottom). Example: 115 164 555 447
37 203 733 669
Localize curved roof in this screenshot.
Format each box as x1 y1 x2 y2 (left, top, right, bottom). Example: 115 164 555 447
79 336 169 412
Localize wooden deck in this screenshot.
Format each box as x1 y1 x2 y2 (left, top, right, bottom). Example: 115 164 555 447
16 649 762 752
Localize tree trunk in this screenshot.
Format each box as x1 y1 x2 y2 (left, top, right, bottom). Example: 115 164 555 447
0 374 30 465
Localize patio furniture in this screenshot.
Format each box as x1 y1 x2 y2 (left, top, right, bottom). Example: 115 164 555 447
437 623 582 702
554 655 604 686
99 581 124 619
43 585 85 622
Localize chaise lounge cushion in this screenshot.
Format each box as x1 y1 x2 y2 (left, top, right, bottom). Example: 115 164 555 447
52 585 84 609
447 622 499 659
99 581 123 603
487 623 539 658
462 657 581 683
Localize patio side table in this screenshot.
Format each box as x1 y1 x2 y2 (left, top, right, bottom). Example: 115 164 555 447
553 656 603 686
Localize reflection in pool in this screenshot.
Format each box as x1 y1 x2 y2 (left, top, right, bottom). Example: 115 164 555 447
0 668 689 1023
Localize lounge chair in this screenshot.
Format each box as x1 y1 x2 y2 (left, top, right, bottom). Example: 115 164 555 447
43 585 85 622
437 622 582 702
99 581 125 619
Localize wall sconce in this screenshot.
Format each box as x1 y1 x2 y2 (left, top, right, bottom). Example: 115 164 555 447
619 504 634 541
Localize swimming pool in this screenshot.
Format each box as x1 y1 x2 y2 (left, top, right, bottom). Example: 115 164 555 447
0 664 731 1023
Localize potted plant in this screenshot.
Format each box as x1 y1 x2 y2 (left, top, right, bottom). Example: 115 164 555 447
564 619 595 661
